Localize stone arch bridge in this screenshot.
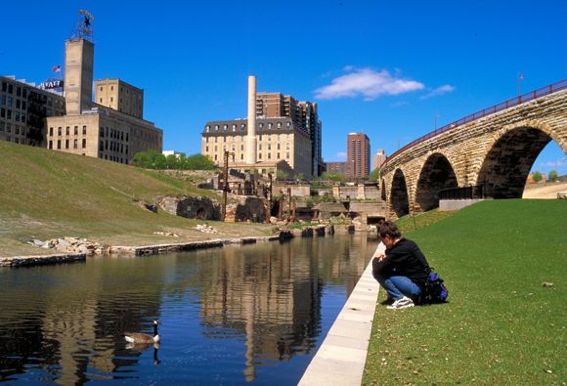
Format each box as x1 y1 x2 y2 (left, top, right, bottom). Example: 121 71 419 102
380 79 567 219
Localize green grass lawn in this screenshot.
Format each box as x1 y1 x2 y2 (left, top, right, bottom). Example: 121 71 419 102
0 141 272 256
364 200 567 385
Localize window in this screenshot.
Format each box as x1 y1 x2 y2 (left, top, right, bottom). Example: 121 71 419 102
258 153 262 159
65 139 69 149
100 98 103 103
82 139 86 148
268 123 272 129
74 139 78 149
66 127 70 135
49 140 53 149
110 97 114 102
58 127 62 136
83 126 87 135
74 126 78 135
206 125 210 132
57 140 61 149
100 87 103 91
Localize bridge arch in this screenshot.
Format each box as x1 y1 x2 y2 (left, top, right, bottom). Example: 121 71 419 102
390 169 410 218
415 153 459 211
476 123 562 198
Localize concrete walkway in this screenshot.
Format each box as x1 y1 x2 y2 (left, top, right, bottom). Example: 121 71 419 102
299 258 380 385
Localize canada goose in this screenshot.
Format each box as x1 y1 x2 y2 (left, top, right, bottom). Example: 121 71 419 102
124 320 160 344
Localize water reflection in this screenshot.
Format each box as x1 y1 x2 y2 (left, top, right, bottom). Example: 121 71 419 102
0 234 377 384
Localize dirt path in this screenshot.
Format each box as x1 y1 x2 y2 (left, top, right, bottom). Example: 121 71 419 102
522 182 567 199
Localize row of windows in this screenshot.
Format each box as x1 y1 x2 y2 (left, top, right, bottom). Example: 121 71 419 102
205 143 289 152
0 108 26 123
205 121 292 133
0 135 29 144
99 153 129 164
100 127 128 141
98 85 141 98
49 138 87 150
100 140 128 154
49 125 87 137
209 149 290 162
205 134 292 143
0 121 26 135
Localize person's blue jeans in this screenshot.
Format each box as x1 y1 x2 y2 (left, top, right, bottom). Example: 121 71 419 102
378 275 422 301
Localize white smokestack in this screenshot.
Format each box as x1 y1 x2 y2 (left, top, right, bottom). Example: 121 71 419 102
246 75 257 164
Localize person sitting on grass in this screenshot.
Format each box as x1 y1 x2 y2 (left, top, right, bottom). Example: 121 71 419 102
372 221 431 310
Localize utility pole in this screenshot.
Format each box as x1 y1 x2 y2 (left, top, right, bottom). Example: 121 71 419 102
221 150 233 221
265 173 273 224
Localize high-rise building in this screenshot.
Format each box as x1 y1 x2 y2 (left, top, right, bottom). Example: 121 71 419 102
0 76 66 146
373 149 387 171
347 132 370 179
46 38 162 164
256 92 322 177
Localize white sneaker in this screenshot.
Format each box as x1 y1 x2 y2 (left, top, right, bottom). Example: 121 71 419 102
387 296 415 310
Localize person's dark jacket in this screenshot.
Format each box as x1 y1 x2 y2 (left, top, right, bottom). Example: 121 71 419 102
372 238 430 286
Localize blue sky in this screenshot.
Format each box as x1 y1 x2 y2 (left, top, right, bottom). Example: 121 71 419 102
2 0 566 174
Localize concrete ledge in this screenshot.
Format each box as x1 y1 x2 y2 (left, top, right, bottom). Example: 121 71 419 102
0 253 86 267
299 258 380 385
439 198 484 211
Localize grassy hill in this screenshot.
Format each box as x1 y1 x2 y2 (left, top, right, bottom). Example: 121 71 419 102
0 141 272 256
364 199 567 384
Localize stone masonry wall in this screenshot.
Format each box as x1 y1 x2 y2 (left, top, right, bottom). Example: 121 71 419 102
381 89 567 218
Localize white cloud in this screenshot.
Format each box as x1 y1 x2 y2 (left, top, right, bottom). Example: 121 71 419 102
335 152 347 161
314 67 424 101
540 158 567 168
420 84 455 99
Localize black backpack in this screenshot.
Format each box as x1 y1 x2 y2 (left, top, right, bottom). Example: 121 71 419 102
422 269 449 304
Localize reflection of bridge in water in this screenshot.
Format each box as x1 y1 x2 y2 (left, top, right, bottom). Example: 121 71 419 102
381 79 567 218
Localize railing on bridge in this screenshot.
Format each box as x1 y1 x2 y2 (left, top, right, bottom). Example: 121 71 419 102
438 185 485 200
386 79 567 163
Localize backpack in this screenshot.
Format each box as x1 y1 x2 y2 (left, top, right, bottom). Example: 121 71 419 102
422 269 448 304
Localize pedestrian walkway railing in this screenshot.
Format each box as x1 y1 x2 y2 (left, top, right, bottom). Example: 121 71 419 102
438 185 485 200
386 79 567 164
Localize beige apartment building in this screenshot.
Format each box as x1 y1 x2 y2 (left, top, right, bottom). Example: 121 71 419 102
201 117 312 177
45 38 162 164
0 76 65 146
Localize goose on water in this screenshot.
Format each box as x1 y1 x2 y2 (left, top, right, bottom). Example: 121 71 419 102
124 320 160 344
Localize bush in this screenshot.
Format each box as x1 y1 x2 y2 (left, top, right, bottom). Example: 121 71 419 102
132 151 217 170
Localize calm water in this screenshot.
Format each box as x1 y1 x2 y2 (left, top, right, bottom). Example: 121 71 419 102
0 234 378 385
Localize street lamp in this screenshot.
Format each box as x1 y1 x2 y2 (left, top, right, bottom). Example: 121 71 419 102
517 73 524 99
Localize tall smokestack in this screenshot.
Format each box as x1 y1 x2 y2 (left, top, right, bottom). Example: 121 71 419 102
246 75 257 164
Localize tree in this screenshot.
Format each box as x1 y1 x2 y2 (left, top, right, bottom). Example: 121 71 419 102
548 169 558 182
320 172 345 182
369 167 380 182
532 171 543 183
132 151 216 170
